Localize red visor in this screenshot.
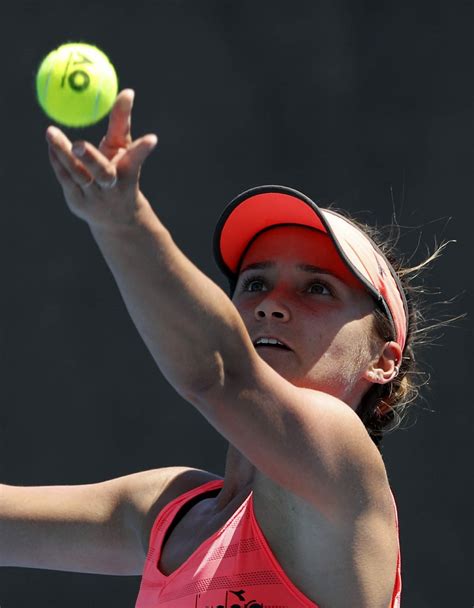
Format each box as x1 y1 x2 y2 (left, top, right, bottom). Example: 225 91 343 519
213 185 408 352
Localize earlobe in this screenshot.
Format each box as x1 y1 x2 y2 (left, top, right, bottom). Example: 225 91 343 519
367 369 384 384
365 341 402 385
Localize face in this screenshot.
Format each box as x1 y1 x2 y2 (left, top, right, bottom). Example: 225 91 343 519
232 225 381 408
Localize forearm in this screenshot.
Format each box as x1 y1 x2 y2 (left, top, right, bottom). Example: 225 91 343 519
89 194 252 398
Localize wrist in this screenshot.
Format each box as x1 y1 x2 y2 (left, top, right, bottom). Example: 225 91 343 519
89 191 167 240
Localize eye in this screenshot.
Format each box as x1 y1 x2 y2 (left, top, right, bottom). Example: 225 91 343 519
306 280 332 296
240 275 267 292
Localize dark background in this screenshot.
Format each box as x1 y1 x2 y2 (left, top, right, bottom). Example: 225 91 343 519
0 1 472 606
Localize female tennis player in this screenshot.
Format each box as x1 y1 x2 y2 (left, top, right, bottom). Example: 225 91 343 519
1 88 426 607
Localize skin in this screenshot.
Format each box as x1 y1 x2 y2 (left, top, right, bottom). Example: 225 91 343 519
233 226 385 406
45 89 401 402
217 226 402 507
46 90 401 606
45 88 402 515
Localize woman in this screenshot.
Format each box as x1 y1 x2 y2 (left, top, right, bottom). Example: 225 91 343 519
1 89 417 607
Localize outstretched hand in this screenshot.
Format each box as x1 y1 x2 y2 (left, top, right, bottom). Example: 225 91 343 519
46 89 158 230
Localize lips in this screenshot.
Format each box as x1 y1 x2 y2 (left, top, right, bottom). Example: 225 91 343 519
252 336 292 350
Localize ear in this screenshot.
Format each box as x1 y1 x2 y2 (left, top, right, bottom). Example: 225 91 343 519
363 341 403 385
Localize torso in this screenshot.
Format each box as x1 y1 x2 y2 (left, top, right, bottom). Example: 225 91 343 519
154 468 399 608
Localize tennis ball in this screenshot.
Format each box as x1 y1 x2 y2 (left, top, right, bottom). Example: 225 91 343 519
36 42 118 128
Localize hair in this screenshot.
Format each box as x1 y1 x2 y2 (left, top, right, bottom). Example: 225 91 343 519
226 210 456 453
330 209 456 452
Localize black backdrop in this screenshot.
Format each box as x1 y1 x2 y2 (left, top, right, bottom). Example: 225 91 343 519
0 1 472 606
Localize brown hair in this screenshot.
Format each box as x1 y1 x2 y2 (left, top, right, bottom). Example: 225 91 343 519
339 211 455 452
226 210 456 453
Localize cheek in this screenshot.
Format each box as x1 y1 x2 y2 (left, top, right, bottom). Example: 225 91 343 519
319 321 372 370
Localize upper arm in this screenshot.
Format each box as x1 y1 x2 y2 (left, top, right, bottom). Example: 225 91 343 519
0 473 142 575
191 353 387 517
0 466 220 575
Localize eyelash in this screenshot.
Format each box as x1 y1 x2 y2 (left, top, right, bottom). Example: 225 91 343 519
240 274 334 296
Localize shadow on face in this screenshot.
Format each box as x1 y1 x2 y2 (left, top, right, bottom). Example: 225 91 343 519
231 226 379 397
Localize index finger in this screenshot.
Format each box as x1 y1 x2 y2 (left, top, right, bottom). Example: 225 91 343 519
101 88 135 151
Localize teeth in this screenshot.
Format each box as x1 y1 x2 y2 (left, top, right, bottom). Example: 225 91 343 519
255 338 285 346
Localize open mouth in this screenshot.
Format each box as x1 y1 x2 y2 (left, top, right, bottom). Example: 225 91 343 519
254 338 291 350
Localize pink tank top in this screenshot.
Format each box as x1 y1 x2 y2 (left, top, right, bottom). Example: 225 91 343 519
135 479 402 607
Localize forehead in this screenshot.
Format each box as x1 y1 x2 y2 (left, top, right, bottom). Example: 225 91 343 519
238 225 363 288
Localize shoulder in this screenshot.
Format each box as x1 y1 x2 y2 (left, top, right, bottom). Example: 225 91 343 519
248 387 395 538
196 355 388 518
119 465 223 555
253 446 394 528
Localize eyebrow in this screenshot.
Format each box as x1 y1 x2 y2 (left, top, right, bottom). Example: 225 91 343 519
239 261 340 278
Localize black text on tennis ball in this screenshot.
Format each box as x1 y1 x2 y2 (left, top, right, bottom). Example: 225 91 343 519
36 42 118 128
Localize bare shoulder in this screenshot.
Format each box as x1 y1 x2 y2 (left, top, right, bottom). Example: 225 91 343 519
197 355 392 519
119 466 223 555
253 441 394 529
252 455 399 606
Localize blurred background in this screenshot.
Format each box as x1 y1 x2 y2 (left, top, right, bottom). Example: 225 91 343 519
0 1 472 606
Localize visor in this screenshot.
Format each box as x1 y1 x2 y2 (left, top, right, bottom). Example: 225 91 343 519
213 185 408 352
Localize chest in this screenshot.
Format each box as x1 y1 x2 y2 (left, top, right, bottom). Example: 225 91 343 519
157 490 398 608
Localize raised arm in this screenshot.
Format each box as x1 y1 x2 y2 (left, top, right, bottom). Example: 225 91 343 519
46 89 237 398
46 91 388 516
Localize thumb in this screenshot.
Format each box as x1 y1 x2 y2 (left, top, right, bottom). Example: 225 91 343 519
119 134 158 178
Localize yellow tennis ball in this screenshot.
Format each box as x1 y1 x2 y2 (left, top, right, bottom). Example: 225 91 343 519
36 42 118 128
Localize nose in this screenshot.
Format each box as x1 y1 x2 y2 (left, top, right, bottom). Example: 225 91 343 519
254 296 291 321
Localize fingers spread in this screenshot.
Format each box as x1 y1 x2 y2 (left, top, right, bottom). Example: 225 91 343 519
100 89 134 155
71 140 117 188
46 119 157 197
